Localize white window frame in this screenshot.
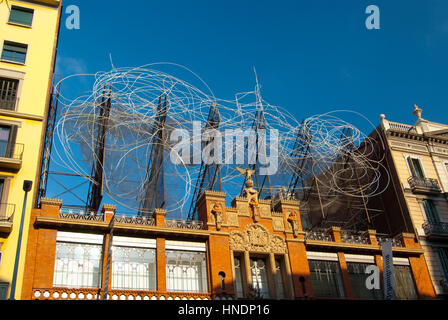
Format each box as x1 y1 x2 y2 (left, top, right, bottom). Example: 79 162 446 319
403 153 427 178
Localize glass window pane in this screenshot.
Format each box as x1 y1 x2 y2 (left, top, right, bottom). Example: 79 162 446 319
308 260 345 298
275 259 286 299
233 256 244 298
394 265 418 300
166 250 208 293
111 246 156 291
53 242 102 289
250 258 270 298
1 42 27 64
347 262 382 299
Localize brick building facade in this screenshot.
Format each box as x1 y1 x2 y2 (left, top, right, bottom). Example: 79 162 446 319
21 185 436 300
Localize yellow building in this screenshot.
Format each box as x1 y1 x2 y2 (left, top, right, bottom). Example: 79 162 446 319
0 0 61 299
374 106 448 298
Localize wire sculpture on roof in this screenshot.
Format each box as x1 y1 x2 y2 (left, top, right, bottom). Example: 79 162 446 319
47 63 389 227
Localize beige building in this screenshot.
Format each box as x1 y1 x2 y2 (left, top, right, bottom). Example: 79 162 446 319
373 106 448 297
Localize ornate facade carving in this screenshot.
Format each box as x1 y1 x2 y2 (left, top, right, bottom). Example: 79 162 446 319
272 217 285 232
210 202 223 230
287 211 300 238
229 223 287 254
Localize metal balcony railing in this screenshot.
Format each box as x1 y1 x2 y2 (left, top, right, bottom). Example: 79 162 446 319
305 229 333 242
165 219 205 230
407 176 441 193
0 203 15 222
0 141 24 160
340 230 370 245
422 221 448 237
375 234 404 247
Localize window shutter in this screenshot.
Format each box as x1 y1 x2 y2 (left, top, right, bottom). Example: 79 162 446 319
438 248 448 279
423 200 440 223
6 125 18 159
407 157 417 177
9 7 33 26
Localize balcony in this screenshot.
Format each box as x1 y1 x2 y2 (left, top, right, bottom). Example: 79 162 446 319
0 203 15 234
0 142 24 171
422 221 448 239
407 176 441 194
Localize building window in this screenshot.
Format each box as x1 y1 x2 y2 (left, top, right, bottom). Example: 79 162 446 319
0 77 19 111
407 156 425 178
0 125 18 159
347 262 382 299
0 281 8 300
308 260 345 298
437 248 448 281
111 246 156 291
166 250 208 293
394 265 418 300
1 41 28 64
274 258 286 299
8 6 34 27
53 242 102 289
233 256 244 298
422 199 440 223
250 258 270 298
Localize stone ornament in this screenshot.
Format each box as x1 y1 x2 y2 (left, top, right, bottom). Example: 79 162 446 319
229 223 287 254
237 167 261 223
287 211 300 238
210 202 224 230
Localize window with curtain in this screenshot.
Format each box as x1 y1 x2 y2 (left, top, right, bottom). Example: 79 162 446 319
1 41 28 64
8 6 34 26
274 259 286 299
166 250 208 293
233 256 244 298
53 242 102 288
308 260 345 298
250 258 270 298
111 246 156 291
347 262 382 299
394 265 418 300
407 156 425 178
422 199 440 223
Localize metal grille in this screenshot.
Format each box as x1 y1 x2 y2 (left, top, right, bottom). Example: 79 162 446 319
308 260 345 298
53 242 102 289
111 246 156 291
166 250 208 293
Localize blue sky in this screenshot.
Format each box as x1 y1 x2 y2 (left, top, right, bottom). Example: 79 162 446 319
50 0 448 214
56 0 448 129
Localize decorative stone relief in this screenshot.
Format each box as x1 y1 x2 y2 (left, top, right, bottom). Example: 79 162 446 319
237 202 249 216
229 223 287 254
259 205 271 219
226 210 239 227
210 202 223 230
287 211 300 238
272 217 285 232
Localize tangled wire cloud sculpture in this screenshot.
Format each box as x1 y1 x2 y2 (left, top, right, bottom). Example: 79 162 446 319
52 63 388 219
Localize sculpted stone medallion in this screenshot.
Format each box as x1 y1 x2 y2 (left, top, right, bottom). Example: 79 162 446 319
229 223 287 254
